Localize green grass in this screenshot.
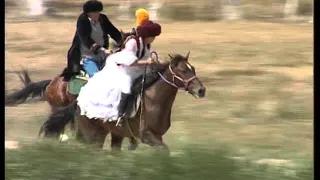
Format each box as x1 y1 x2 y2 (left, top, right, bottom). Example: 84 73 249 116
5 20 312 180
168 67 313 160
5 142 313 180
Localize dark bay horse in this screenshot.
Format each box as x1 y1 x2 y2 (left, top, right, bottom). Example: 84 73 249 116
39 53 206 152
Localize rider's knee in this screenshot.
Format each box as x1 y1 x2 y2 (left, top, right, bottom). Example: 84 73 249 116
82 59 99 77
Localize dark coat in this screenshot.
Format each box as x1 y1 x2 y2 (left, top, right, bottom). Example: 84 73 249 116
66 13 122 74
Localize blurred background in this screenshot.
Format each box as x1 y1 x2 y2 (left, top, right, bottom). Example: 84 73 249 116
5 0 313 180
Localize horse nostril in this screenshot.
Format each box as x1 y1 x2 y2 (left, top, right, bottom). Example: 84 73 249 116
198 88 206 96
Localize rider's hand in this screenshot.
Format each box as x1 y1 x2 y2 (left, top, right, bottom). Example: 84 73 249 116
146 57 155 65
104 49 113 55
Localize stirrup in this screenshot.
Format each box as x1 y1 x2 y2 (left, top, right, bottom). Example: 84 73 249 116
115 115 125 127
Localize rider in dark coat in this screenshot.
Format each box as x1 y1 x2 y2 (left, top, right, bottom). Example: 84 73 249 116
64 0 122 80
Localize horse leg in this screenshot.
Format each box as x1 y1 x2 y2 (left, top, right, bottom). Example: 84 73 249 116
75 116 85 142
110 133 124 151
75 124 84 141
128 137 138 151
48 106 68 136
50 105 76 137
141 131 169 152
69 118 76 134
76 115 108 149
66 93 77 133
93 130 108 149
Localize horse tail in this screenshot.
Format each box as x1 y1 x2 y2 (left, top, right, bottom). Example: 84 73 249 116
5 79 51 106
16 70 32 86
38 100 77 137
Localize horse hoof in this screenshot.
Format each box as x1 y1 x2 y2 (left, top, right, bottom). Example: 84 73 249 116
128 144 137 151
59 134 69 142
154 144 169 152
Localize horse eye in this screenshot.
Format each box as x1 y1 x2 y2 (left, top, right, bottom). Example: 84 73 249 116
182 69 188 73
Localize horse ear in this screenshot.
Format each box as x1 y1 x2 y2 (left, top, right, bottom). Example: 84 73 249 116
168 54 173 59
185 51 190 61
120 29 125 36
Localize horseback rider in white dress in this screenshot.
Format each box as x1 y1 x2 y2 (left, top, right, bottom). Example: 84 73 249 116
77 20 161 126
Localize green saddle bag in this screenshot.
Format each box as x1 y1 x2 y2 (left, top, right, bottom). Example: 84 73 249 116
68 71 89 95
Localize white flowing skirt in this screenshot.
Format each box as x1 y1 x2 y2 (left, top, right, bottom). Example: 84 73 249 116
77 52 149 120
77 54 123 120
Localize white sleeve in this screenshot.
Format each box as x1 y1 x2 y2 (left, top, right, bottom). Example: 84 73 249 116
114 39 139 66
123 39 138 52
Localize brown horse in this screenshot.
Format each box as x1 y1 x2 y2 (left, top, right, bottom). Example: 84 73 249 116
39 53 206 152
5 31 131 145
5 30 130 109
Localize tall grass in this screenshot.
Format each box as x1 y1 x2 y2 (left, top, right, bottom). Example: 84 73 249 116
5 142 313 180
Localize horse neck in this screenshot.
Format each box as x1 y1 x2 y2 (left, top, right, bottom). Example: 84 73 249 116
149 69 179 107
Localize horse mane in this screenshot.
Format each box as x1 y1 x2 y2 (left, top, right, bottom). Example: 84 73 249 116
131 54 186 94
130 62 168 94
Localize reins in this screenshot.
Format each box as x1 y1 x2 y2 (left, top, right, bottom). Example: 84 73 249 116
138 51 159 138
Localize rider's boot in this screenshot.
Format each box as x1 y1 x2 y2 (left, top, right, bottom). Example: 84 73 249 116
116 92 131 127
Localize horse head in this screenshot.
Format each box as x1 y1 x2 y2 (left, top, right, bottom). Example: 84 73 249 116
167 51 206 98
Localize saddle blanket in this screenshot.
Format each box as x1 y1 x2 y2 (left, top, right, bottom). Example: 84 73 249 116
68 70 89 95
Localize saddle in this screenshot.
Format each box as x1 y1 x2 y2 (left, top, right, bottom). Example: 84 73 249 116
123 94 141 120
67 70 89 96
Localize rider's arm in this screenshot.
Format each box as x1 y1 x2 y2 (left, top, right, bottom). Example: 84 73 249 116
125 39 151 66
132 49 152 66
100 14 122 45
116 39 151 66
131 59 151 66
132 45 154 66
76 13 102 54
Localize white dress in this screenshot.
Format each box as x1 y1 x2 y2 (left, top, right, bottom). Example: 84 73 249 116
77 37 150 120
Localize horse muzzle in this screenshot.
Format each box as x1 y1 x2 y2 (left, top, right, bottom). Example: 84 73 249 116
188 87 206 99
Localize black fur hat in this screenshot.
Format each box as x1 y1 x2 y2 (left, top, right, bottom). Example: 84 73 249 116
83 0 103 13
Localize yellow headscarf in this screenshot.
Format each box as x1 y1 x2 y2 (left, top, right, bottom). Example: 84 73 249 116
135 8 149 26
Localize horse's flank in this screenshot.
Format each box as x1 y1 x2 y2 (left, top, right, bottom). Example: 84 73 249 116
46 76 76 108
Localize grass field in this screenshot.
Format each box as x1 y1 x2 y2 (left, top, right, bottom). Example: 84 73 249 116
5 15 313 180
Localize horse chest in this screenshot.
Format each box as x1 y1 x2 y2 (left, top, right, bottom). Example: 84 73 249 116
144 88 177 136
147 109 172 136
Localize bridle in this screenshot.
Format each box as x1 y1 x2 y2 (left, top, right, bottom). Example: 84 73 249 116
150 51 198 91
157 65 198 91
